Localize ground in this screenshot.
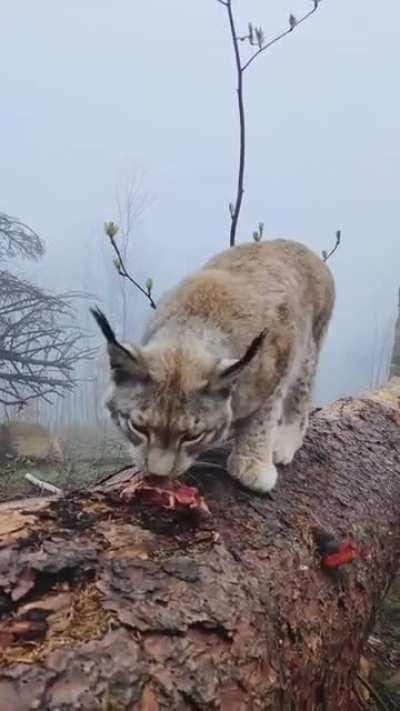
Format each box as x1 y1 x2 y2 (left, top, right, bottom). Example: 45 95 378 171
0 423 130 501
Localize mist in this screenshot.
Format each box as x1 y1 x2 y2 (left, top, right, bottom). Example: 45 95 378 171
2 0 399 418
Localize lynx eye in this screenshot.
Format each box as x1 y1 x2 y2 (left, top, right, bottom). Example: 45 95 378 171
128 420 149 439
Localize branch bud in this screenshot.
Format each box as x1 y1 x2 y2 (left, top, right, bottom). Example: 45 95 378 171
145 277 153 296
104 221 119 240
255 26 264 49
248 22 254 45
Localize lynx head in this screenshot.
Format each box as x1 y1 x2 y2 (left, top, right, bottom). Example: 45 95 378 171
91 307 265 479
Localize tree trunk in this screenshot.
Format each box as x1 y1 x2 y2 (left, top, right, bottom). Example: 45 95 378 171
390 289 400 378
2 381 400 710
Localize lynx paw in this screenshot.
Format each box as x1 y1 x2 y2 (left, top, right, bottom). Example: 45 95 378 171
274 423 303 465
228 455 278 493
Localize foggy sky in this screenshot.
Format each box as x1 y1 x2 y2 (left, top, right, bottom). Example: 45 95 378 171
2 0 399 405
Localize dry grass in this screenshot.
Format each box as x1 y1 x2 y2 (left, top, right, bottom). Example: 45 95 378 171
363 576 400 710
0 423 130 502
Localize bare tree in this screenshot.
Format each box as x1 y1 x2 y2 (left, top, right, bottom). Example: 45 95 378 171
0 213 95 410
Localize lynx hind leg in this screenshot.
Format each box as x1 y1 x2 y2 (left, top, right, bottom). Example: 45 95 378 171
274 347 317 466
228 396 283 493
273 415 308 466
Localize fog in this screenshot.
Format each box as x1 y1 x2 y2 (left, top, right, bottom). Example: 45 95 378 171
2 0 399 418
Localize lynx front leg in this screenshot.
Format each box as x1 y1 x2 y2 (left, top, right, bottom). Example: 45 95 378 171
228 398 282 493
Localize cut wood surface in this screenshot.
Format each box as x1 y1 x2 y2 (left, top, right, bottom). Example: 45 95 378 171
1 380 400 710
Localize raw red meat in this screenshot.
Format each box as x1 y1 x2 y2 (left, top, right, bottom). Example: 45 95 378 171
121 475 210 516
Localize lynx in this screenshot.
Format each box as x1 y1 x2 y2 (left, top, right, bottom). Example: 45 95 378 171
92 239 334 493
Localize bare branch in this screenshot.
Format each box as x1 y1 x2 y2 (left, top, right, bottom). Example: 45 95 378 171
216 1 324 247
113 175 155 330
241 6 320 73
218 0 245 247
0 213 44 261
104 222 156 309
25 473 64 496
110 235 156 309
322 230 341 263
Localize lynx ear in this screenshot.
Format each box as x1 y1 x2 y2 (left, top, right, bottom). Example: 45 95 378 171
208 330 267 392
90 306 148 385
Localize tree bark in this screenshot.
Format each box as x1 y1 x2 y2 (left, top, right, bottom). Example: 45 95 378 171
2 380 400 710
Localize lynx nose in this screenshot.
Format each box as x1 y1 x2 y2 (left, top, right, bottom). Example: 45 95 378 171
147 448 175 477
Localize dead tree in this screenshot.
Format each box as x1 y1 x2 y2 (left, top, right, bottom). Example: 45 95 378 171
0 213 95 410
1 380 400 709
0 213 44 262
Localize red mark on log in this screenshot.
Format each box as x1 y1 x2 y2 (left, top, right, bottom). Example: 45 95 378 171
321 539 357 569
313 528 358 574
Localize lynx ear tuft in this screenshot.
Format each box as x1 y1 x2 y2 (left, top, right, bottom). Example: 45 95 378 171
90 306 118 345
90 306 148 385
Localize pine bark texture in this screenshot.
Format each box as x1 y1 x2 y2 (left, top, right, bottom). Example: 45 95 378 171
1 380 400 710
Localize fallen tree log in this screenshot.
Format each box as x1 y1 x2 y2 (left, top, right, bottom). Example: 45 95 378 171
1 380 400 710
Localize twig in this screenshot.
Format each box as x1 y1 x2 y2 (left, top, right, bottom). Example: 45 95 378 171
225 0 245 248
109 234 156 310
25 472 64 496
352 683 371 711
322 230 341 263
216 1 324 247
355 672 392 711
241 7 320 73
